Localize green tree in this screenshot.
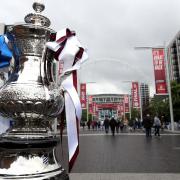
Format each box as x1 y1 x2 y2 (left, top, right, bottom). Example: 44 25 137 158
147 96 169 122
171 81 180 121
82 109 87 122
131 108 140 120
81 109 92 122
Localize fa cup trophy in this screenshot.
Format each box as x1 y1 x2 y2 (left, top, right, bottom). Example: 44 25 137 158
0 1 86 179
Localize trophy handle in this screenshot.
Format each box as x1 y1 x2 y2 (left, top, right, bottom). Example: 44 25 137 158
42 47 55 86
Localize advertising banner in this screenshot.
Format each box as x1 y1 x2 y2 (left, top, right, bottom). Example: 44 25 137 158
124 95 130 113
80 83 86 109
152 49 167 94
118 102 124 116
132 82 140 108
97 103 118 109
92 102 97 115
88 95 93 113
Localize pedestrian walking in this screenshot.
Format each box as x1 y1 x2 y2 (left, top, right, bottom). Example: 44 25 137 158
91 120 96 130
154 115 161 136
123 118 128 132
120 120 124 132
97 120 101 130
87 120 91 130
143 114 153 137
109 116 117 136
116 119 120 133
103 115 109 134
81 121 85 130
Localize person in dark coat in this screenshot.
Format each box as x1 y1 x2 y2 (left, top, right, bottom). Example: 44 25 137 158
103 116 109 134
116 119 120 133
143 114 153 137
109 116 117 136
87 120 91 130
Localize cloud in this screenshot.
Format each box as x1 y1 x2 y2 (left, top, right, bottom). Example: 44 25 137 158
0 0 179 97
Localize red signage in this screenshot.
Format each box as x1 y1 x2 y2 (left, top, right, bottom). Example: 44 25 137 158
124 95 129 113
118 102 124 116
92 102 97 115
80 84 86 109
132 82 140 108
152 49 167 94
88 95 93 113
96 103 118 109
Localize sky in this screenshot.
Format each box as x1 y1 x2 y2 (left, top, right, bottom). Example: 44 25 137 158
1 0 180 96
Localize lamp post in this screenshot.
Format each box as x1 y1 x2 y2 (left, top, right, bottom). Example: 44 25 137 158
134 45 175 131
139 82 143 122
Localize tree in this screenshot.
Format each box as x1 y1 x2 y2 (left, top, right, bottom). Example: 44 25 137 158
147 95 169 122
171 81 180 121
131 108 140 120
82 109 87 122
81 109 92 122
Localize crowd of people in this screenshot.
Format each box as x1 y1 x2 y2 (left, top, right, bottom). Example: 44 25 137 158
81 115 140 135
81 114 165 137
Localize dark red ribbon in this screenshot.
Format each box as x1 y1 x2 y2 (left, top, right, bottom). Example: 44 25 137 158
54 29 76 61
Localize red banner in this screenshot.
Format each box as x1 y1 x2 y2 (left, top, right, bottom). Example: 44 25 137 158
88 95 93 113
80 83 86 109
118 102 124 116
92 102 97 115
132 82 140 108
124 95 129 113
152 49 167 94
96 103 118 109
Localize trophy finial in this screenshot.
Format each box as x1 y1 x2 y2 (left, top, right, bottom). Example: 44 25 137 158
24 0 51 27
33 0 45 13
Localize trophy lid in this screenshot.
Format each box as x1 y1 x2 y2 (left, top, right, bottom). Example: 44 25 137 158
24 0 51 27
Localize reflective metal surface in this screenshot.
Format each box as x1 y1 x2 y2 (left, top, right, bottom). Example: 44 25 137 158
0 1 68 179
0 5 64 137
0 147 69 180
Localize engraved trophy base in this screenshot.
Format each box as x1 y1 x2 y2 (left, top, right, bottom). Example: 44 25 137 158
0 168 69 180
0 136 69 180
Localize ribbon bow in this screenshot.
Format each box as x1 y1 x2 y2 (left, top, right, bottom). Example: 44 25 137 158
46 28 88 172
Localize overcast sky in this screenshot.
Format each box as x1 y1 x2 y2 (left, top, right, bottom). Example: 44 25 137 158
1 0 180 96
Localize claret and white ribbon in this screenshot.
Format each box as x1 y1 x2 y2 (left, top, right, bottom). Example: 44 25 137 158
46 28 88 171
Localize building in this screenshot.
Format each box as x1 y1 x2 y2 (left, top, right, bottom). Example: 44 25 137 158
91 94 126 120
140 83 150 107
167 31 180 83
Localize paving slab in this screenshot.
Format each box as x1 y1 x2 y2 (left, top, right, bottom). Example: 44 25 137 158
69 173 180 180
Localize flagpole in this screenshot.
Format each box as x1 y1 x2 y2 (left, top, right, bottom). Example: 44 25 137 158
134 46 175 131
139 82 143 122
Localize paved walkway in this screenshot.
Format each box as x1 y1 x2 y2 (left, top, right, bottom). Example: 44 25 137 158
70 173 180 180
56 129 180 179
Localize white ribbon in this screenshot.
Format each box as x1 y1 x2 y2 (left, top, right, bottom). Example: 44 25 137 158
46 28 88 170
62 74 79 161
62 76 82 121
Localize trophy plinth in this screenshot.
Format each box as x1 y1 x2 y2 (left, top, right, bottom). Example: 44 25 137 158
0 1 69 179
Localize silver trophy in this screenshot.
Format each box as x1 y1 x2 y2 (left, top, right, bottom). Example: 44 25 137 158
0 1 69 179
